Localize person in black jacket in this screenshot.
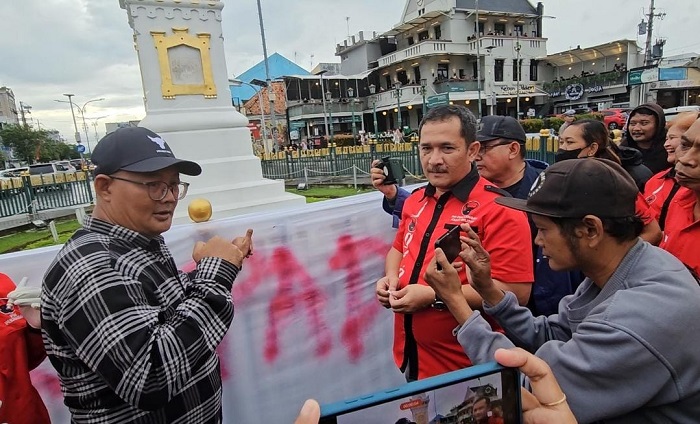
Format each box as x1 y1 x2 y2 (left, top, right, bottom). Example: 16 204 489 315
621 103 670 174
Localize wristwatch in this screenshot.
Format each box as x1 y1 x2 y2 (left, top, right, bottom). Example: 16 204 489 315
431 297 447 311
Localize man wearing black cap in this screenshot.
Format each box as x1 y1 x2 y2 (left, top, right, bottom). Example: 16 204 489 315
41 127 253 423
424 158 700 423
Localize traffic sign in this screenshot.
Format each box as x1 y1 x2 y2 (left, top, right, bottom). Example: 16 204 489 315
427 93 449 109
76 144 86 154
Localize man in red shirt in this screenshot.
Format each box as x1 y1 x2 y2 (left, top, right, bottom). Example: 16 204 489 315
660 117 700 278
376 105 533 380
0 274 50 424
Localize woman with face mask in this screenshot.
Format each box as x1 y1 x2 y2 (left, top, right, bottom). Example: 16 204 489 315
557 119 662 245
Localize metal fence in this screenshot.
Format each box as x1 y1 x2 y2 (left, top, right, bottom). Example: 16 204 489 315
0 172 94 218
259 136 558 181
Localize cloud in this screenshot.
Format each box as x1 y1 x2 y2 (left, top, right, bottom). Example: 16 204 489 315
0 0 694 142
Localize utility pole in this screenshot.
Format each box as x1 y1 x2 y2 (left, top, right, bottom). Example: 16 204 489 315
256 0 277 148
643 0 665 66
515 32 522 119
475 0 482 118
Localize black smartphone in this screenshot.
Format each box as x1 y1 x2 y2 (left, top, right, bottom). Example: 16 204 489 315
320 362 522 424
435 225 463 266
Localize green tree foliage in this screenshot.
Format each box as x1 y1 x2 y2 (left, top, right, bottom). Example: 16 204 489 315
0 124 45 164
0 124 78 164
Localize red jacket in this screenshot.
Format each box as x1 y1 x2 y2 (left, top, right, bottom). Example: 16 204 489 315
0 273 51 424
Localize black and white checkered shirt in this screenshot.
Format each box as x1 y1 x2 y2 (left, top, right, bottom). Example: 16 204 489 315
41 217 238 423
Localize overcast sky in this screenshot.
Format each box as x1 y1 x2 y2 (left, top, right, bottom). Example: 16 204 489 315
0 0 697 144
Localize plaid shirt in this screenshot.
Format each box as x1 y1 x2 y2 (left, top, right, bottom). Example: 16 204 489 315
41 217 238 423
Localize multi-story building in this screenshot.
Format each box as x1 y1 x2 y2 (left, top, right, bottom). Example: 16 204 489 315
642 53 700 109
0 86 19 129
542 40 643 114
286 0 549 140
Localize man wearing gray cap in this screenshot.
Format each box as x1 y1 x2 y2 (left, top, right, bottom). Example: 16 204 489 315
424 158 700 423
41 127 253 423
558 109 576 135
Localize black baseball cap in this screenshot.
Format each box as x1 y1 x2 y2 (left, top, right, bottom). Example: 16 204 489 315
495 158 638 218
91 127 201 176
476 115 527 144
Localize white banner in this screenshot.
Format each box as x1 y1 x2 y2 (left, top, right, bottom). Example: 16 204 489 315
0 191 407 422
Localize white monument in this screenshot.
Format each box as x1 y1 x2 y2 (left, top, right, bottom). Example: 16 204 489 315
119 0 304 223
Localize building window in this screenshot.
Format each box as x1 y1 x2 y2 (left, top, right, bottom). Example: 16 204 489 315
530 59 539 81
512 59 522 82
385 75 392 90
434 25 442 40
458 69 466 79
437 64 449 81
495 59 504 82
514 24 524 36
472 61 478 79
474 22 485 35
418 30 429 41
397 70 409 85
414 67 421 84
494 23 506 35
408 36 414 46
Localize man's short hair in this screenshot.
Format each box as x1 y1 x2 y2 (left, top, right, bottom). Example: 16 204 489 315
419 105 477 145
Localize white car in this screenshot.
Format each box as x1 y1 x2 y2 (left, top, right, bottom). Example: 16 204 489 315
664 106 700 122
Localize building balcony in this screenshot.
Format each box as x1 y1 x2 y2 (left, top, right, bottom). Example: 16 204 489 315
543 70 628 93
465 35 547 59
287 100 366 119
376 36 548 69
377 40 471 68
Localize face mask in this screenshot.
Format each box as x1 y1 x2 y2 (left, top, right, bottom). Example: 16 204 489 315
555 148 584 163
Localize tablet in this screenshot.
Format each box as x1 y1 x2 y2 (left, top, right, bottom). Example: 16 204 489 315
320 362 521 424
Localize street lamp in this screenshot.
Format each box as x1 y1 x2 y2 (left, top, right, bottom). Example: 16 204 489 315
420 79 427 117
347 87 357 141
368 84 378 136
56 96 105 153
318 70 330 142
229 78 270 153
61 94 80 144
325 90 334 143
394 82 402 130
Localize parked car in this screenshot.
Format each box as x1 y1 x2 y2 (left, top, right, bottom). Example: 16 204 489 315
0 167 28 178
664 105 700 122
600 108 629 130
55 160 77 172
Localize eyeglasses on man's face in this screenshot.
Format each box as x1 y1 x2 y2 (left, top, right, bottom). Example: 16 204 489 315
109 175 189 201
478 140 512 156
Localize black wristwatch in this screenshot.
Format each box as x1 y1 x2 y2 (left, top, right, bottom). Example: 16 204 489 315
431 297 447 311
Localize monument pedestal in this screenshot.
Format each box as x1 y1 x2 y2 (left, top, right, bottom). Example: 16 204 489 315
119 0 304 223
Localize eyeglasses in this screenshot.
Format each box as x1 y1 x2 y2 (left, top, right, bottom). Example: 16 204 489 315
478 141 512 156
109 175 189 201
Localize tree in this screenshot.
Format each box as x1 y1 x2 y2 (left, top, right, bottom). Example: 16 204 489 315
0 124 50 164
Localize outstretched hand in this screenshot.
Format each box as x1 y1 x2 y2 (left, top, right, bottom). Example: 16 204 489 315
456 225 493 293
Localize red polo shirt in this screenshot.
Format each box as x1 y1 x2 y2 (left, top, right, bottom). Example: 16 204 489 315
0 274 50 424
392 169 533 379
643 169 687 227
660 189 700 278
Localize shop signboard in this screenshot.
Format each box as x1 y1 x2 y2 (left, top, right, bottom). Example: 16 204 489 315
659 68 688 81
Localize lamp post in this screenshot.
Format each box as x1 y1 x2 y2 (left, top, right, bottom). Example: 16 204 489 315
62 94 81 144
347 87 357 141
229 78 270 153
325 90 334 143
394 82 402 130
318 71 330 141
368 84 378 136
515 35 522 119
420 78 427 117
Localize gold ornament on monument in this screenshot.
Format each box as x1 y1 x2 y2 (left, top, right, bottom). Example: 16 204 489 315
188 198 213 223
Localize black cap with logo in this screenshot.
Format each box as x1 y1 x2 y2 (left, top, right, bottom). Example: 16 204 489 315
495 158 638 218
91 127 201 176
476 115 527 144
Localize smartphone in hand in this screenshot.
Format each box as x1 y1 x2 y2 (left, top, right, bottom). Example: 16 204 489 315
435 225 462 269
